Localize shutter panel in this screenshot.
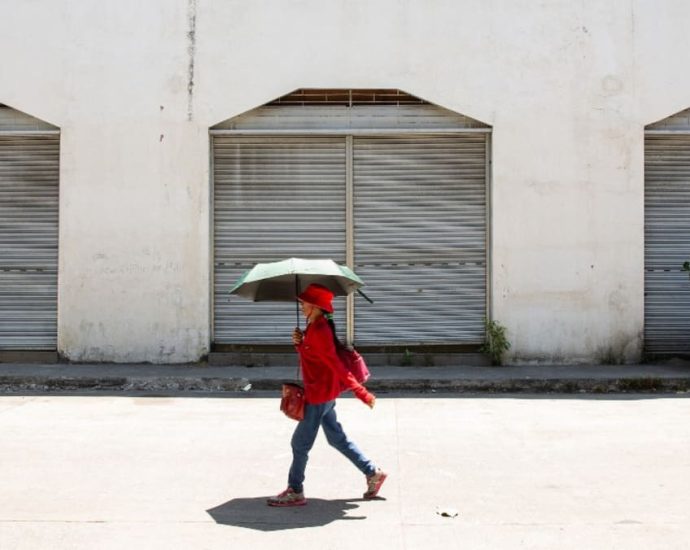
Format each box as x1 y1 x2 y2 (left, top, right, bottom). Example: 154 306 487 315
213 136 347 344
644 135 690 354
0 135 59 349
353 135 487 345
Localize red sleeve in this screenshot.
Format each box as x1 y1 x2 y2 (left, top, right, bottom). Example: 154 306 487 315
310 323 374 405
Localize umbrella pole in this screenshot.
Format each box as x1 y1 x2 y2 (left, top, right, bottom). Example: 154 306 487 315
295 275 300 329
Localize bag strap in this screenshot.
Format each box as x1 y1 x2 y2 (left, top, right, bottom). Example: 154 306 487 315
295 323 310 382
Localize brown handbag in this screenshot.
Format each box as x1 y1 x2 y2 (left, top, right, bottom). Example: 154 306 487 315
280 382 305 421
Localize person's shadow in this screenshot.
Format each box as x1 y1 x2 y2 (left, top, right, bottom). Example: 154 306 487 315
207 496 377 531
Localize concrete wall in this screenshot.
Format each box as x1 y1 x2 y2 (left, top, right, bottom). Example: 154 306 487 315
1 0 689 363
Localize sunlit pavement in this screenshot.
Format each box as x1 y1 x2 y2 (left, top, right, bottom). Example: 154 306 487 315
0 394 688 549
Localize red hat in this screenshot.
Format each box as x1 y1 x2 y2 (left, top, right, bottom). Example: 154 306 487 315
298 283 334 313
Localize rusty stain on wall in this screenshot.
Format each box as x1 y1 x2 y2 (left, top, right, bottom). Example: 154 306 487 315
186 0 197 121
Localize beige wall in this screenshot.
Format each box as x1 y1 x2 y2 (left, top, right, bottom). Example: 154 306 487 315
1 0 689 363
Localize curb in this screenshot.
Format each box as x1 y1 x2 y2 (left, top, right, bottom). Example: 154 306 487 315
0 375 688 394
373 378 690 394
0 376 251 393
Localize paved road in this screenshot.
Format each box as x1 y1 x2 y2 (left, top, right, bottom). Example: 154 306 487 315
0 394 688 549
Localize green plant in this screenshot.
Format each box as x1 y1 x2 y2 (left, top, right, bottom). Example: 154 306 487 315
400 348 413 367
683 261 690 280
481 320 511 366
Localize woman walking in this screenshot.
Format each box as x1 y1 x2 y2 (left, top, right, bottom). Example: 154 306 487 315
267 283 387 507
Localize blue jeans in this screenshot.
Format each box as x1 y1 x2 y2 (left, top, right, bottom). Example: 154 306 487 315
288 400 376 493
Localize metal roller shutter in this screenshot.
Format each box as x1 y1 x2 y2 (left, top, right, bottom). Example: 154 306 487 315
353 134 487 345
0 135 59 349
644 134 690 354
213 136 347 344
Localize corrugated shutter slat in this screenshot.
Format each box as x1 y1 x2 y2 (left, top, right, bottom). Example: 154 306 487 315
644 134 690 354
0 135 59 349
213 137 347 344
353 135 487 345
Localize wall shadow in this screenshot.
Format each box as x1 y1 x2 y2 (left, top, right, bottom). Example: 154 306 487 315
207 496 373 531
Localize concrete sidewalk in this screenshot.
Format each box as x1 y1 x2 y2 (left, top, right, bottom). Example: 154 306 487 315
0 361 689 394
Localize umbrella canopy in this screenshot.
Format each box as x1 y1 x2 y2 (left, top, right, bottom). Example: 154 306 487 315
229 258 364 302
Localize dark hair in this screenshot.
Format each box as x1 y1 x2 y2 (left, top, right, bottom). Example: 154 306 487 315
325 314 346 350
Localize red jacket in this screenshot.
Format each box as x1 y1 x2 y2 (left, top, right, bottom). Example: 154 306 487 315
295 316 373 406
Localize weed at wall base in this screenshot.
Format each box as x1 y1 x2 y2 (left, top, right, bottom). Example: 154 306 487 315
480 320 511 366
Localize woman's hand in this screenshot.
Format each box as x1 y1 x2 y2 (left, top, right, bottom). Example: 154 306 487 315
292 327 303 346
367 395 376 409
